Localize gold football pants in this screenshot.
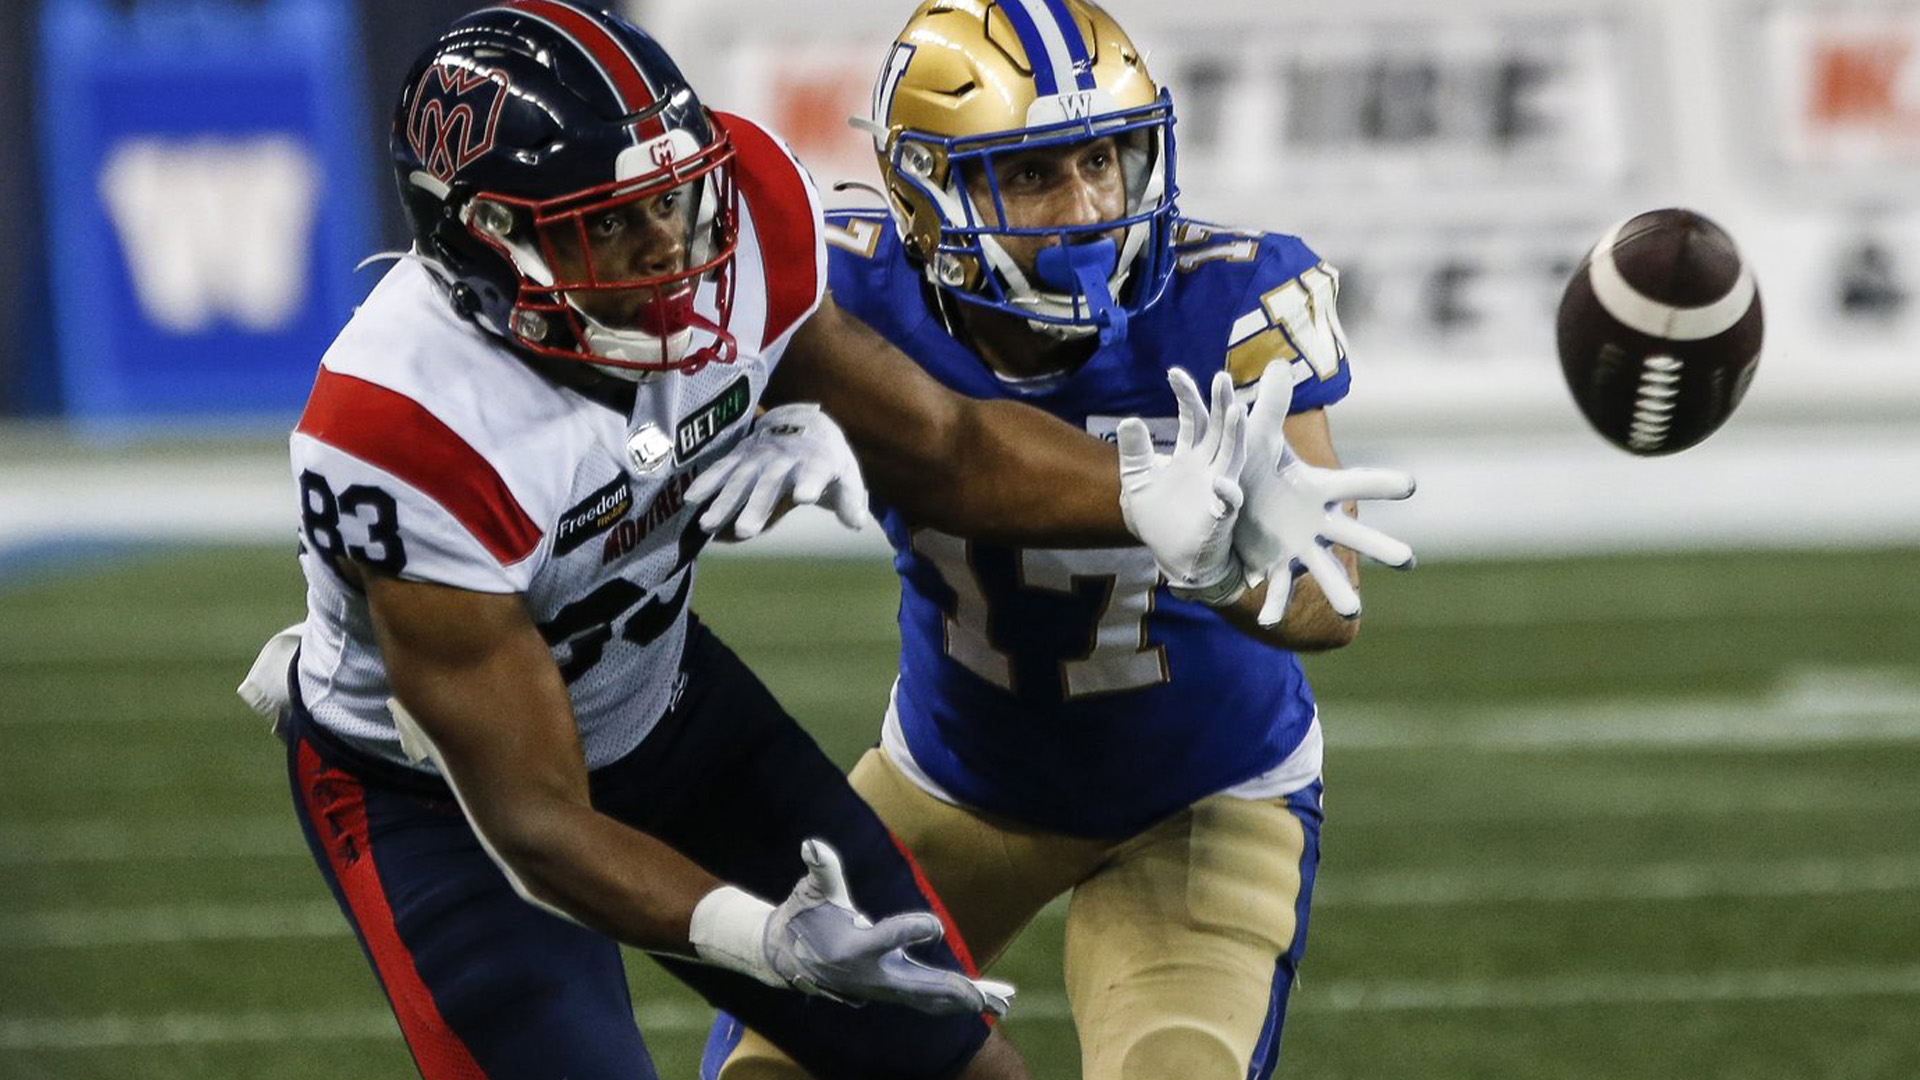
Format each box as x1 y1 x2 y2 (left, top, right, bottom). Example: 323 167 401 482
716 747 1320 1080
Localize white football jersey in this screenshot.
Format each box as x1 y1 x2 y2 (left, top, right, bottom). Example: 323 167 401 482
290 113 825 771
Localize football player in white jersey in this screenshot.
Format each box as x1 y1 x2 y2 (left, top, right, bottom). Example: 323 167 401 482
702 3 1418 1079
238 3 1389 1080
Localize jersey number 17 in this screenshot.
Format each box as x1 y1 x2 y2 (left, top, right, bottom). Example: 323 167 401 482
911 529 1169 701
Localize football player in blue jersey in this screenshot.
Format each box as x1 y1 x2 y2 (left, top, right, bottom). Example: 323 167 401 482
702 2 1417 1078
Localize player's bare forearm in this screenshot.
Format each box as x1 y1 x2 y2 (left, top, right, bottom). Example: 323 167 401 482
906 396 1125 544
1216 407 1362 649
1217 537 1361 651
361 571 724 955
769 292 1129 545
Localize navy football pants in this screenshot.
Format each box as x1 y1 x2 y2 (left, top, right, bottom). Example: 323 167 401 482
287 618 989 1080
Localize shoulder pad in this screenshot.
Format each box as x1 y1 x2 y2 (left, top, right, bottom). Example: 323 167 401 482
713 112 827 350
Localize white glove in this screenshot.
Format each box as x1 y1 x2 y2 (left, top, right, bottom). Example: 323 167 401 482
686 403 868 539
1236 361 1417 625
689 839 1014 1018
1116 368 1249 606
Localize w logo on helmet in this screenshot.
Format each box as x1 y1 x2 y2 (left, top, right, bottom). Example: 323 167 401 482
406 63 511 182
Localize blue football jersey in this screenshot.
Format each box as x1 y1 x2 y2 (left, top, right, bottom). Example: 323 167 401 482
828 210 1352 837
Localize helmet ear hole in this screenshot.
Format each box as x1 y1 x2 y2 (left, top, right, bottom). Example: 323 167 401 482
900 143 937 179
510 309 549 341
471 199 515 239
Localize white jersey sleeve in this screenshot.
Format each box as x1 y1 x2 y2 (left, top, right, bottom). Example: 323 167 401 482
291 367 549 595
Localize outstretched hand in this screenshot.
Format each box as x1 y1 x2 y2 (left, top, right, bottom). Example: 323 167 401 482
764 840 1015 1017
1235 362 1416 624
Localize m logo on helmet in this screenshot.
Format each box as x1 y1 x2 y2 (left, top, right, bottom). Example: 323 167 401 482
406 63 510 182
617 130 702 182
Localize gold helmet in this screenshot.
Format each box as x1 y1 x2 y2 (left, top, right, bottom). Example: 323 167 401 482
863 0 1177 342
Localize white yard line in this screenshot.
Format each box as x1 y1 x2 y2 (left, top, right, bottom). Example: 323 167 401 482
1333 668 1920 752
1335 796 1920 827
1307 964 1920 1014
0 1011 403 1051
0 902 348 948
11 671 1920 756
1319 853 1920 908
6 420 1920 560
9 965 1920 1049
0 818 297 865
10 852 1920 950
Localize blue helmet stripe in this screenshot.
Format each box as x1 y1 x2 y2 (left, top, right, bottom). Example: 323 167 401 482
1036 0 1097 90
998 0 1067 97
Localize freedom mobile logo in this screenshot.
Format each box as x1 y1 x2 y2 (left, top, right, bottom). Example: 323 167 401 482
553 476 633 557
676 376 751 463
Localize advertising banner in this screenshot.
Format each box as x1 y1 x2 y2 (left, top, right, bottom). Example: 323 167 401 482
678 0 1916 424
37 0 376 425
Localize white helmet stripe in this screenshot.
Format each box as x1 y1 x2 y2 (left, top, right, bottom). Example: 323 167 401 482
1034 0 1097 87
871 42 917 143
999 0 1093 97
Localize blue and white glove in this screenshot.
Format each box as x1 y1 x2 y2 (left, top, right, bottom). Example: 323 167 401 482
686 403 868 540
1236 361 1417 625
688 839 1014 1017
1116 368 1249 606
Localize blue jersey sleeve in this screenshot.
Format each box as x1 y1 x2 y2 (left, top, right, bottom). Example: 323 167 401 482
1176 224 1354 414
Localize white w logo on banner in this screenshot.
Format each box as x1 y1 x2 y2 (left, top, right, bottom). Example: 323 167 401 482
98 136 322 334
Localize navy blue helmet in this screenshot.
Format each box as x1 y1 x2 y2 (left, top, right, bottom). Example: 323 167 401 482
392 0 739 373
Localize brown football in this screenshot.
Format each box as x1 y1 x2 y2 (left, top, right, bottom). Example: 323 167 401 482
1556 208 1764 455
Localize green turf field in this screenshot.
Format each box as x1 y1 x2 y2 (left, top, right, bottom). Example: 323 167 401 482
4 543 1919 1080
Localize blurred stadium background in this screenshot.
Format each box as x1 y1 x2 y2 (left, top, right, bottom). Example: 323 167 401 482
2 0 1918 1078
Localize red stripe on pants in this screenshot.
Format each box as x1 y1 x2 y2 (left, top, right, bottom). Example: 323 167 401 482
886 831 978 978
297 740 489 1079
